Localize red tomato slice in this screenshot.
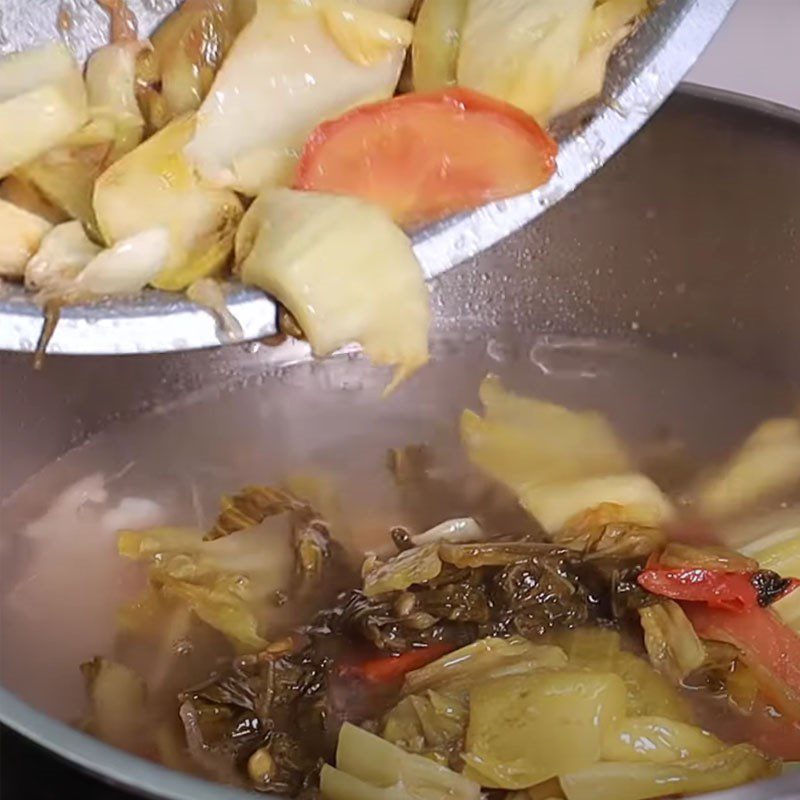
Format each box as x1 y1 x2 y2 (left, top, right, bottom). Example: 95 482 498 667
294 88 558 226
638 566 760 612
685 603 800 720
353 642 454 685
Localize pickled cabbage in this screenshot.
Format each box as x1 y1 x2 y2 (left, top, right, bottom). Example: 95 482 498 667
558 628 692 721
0 199 51 278
19 119 117 231
321 1 414 66
80 657 149 751
559 743 778 800
639 600 706 684
404 636 568 695
235 188 430 389
464 669 627 788
601 716 723 763
85 42 146 156
461 376 673 533
94 114 243 291
412 0 468 90
0 43 88 177
457 0 593 124
118 518 294 651
185 1 409 193
364 544 443 596
69 228 170 298
550 0 646 118
0 174 66 224
695 417 800 518
147 0 243 125
321 722 480 800
24 221 101 294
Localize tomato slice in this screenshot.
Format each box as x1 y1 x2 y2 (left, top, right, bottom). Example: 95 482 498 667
294 88 558 226
347 642 454 685
685 604 800 720
638 566 761 612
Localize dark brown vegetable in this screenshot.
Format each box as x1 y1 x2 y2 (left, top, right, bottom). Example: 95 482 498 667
751 569 798 607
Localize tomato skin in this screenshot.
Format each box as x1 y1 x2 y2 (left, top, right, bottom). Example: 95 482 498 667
345 642 454 685
638 566 760 612
294 88 558 226
685 603 800 720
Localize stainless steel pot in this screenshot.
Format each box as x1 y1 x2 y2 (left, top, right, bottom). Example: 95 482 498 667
1 87 799 799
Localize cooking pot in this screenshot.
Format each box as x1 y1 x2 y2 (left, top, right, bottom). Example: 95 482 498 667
1 87 799 799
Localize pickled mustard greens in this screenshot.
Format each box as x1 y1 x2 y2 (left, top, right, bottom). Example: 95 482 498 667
73 382 800 798
1 0 649 378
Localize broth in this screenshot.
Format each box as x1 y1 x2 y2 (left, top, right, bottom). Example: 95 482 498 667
1 335 797 790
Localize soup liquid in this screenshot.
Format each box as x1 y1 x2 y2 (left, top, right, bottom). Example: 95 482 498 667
1 336 796 728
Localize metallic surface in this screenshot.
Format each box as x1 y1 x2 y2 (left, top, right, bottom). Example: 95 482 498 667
0 0 735 353
1 90 799 799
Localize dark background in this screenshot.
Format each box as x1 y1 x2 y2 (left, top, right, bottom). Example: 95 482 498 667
0 725 137 800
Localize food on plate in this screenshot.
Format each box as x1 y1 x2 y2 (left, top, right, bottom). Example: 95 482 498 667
66 380 799 797
293 88 557 226
0 0 649 377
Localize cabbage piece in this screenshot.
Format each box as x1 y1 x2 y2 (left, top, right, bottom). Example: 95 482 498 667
185 1 409 193
523 476 674 536
364 544 443 597
321 0 415 66
601 716 723 763
382 689 468 759
740 518 800 630
145 0 242 126
80 657 150 751
638 600 706 684
85 42 146 157
0 175 67 224
461 376 673 534
554 503 666 559
31 227 169 304
235 188 430 388
119 519 294 651
461 375 630 493
69 228 170 298
412 0 468 90
321 722 480 800
404 636 568 695
206 484 304 540
0 43 88 178
24 221 102 294
559 743 778 800
94 114 243 291
614 650 692 721
18 118 118 233
694 418 800 518
464 669 627 789
457 0 593 124
550 0 646 118
0 199 52 278
554 627 692 721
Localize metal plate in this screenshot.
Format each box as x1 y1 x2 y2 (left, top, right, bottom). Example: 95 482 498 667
0 0 735 354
